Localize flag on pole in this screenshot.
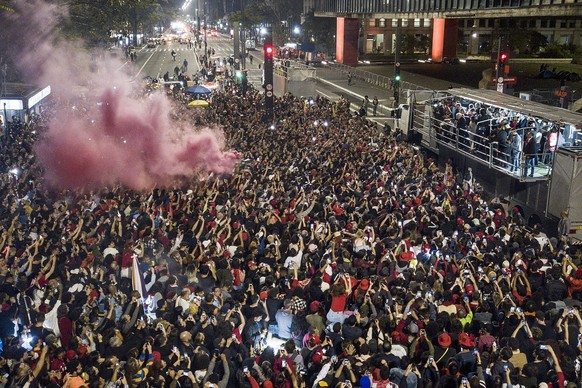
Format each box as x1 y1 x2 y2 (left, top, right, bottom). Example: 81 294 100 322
131 254 147 300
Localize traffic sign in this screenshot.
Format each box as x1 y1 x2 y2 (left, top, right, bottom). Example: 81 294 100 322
492 76 517 85
504 76 518 85
266 84 273 91
496 83 504 92
395 62 400 67
266 91 273 97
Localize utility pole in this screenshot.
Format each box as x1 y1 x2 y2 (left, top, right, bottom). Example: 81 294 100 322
393 24 401 106
203 0 207 55
240 0 246 69
263 26 274 124
1 63 7 124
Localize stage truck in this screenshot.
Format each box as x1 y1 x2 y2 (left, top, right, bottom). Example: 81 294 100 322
397 87 582 241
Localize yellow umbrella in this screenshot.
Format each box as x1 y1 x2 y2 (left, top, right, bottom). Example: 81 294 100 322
187 100 209 108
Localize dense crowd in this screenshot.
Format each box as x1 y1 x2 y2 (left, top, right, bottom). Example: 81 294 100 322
0 72 581 388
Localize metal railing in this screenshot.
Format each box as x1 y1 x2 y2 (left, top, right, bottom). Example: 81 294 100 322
326 61 431 92
427 116 552 179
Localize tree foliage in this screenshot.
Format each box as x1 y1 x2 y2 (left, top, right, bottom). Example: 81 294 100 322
499 28 548 55
302 10 336 53
62 0 172 45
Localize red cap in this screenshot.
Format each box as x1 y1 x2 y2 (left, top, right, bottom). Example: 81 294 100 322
438 333 451 347
259 291 268 301
312 349 323 364
458 332 476 348
152 351 161 362
309 301 321 313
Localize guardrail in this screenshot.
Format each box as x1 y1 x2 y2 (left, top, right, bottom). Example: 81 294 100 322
325 61 430 92
425 115 552 180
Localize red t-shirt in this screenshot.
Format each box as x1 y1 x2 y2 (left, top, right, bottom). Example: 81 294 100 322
330 293 348 312
58 317 73 347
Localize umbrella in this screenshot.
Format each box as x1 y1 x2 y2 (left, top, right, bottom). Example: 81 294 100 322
185 85 211 94
187 100 209 108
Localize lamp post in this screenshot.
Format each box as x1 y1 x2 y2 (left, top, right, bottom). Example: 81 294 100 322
240 0 246 69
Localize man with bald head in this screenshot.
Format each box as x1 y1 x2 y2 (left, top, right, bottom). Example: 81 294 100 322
179 330 195 359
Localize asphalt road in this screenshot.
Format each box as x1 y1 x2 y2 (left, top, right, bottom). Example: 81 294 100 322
133 41 201 81
131 36 269 86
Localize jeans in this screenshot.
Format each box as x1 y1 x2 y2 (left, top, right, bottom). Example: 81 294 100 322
525 157 535 177
510 150 521 172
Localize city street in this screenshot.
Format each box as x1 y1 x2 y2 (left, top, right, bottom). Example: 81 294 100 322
132 42 201 81
131 35 266 86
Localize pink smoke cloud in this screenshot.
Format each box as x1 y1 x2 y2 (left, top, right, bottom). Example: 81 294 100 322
2 0 239 191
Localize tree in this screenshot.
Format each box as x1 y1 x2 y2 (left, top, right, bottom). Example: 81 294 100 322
242 0 302 46
63 0 169 45
417 34 430 54
499 28 548 55
401 33 416 55
302 10 336 54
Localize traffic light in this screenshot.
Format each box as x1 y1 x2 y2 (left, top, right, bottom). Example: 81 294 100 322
393 62 401 105
263 30 274 123
498 52 509 77
499 53 508 67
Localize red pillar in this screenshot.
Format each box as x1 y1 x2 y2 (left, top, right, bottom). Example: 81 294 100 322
336 17 359 66
431 19 458 62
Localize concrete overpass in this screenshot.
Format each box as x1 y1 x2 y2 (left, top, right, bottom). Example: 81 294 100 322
309 0 582 64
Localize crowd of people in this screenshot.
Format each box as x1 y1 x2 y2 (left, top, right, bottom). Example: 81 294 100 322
431 101 570 177
0 63 581 388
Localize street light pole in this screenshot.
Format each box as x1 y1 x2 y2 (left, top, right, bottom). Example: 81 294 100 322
240 0 246 69
203 0 207 54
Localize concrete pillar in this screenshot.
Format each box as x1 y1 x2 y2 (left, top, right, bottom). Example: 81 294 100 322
336 17 359 66
431 18 458 62
469 32 480 56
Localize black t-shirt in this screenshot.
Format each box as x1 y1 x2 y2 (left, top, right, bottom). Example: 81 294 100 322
266 297 283 325
196 274 215 293
341 325 363 342
545 279 567 301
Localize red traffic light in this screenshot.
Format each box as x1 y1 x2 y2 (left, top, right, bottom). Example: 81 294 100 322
499 53 508 62
265 46 273 56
